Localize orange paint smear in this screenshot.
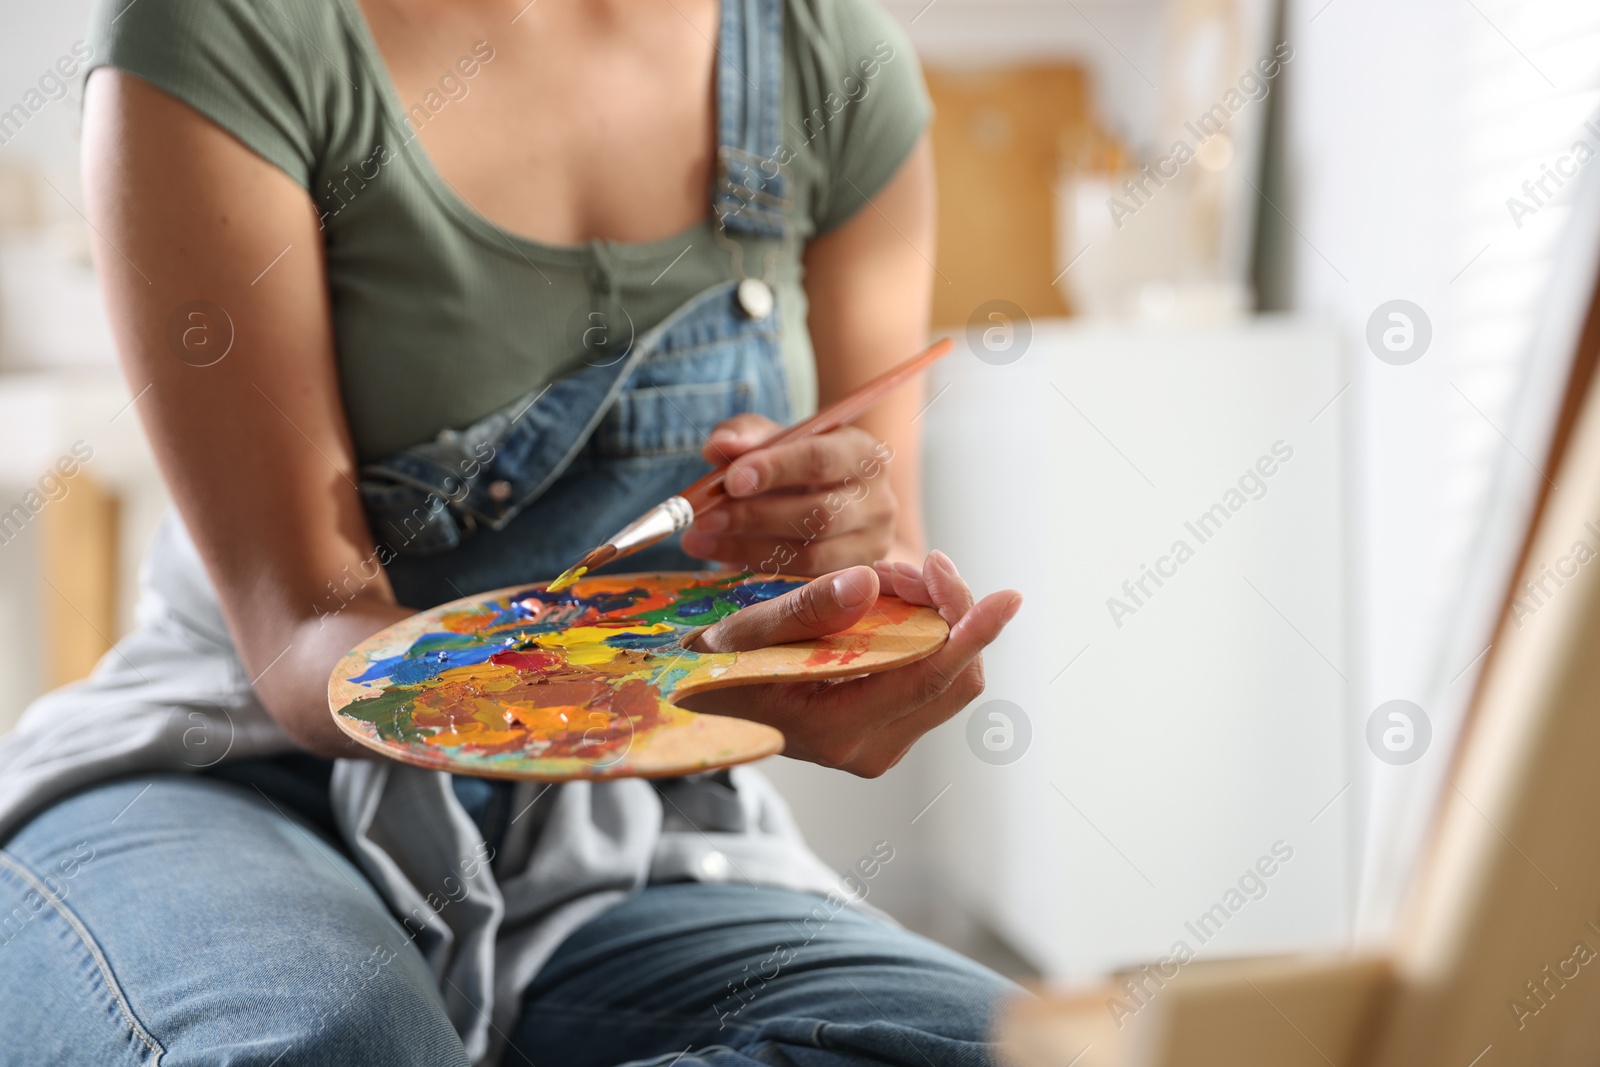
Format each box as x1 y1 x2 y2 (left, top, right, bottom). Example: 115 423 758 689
408 657 671 759
802 644 866 668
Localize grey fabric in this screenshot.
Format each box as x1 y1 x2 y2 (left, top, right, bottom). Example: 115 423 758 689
0 514 848 1064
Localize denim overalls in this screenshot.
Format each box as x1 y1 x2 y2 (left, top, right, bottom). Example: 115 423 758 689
359 0 793 612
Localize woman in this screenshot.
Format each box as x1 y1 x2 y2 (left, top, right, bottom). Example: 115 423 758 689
0 0 1024 1062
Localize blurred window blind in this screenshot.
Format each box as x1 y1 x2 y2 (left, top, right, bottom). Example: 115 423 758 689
1358 0 1600 932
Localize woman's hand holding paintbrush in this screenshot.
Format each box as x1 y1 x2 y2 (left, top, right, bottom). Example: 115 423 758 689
541 336 1024 777
548 338 954 590
676 412 901 572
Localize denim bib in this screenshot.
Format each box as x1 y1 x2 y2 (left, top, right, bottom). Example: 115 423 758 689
359 0 791 611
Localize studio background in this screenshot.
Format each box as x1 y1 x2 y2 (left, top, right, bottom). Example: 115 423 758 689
2 0 1594 985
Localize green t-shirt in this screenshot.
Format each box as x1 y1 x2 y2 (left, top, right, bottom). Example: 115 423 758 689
87 0 930 462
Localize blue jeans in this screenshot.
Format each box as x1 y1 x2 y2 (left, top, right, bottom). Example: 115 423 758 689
0 777 1018 1065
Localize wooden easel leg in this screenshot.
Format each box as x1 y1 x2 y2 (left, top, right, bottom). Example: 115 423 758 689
39 472 120 688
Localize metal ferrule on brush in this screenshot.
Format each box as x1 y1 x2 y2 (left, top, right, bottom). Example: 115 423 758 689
607 495 695 556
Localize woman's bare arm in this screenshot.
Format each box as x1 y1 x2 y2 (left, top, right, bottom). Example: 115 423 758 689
802 134 935 560
83 70 403 757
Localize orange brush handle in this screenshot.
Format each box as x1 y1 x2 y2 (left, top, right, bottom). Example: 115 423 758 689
678 337 955 513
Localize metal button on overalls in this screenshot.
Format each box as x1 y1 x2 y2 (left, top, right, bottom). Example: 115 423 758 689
737 277 774 320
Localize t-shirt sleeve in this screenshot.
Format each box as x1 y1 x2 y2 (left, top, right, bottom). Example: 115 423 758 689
86 0 328 188
790 0 932 234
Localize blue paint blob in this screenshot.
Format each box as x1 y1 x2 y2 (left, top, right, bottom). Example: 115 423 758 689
673 579 804 619
603 630 682 652
349 576 807 688
349 632 502 686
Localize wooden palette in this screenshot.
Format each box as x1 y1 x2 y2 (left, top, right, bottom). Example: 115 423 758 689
328 572 948 780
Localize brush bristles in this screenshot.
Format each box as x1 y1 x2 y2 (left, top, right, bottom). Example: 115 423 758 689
580 543 619 572
548 544 620 592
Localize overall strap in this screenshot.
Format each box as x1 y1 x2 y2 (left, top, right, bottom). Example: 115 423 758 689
358 281 749 560
713 0 788 240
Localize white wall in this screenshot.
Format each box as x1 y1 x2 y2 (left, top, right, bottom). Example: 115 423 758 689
0 0 96 173
916 317 1348 981
0 0 118 375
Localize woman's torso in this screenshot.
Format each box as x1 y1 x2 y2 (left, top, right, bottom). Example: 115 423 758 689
0 4 935 1052
90 0 928 466
355 0 720 249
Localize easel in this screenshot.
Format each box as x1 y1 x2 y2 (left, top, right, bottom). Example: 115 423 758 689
997 209 1600 1067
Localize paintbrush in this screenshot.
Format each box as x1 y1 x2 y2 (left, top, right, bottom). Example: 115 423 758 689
547 337 956 592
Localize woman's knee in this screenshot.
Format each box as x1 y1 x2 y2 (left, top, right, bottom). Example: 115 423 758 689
0 776 470 1066
175 961 472 1067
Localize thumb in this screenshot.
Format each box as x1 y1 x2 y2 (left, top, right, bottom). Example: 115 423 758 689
702 413 782 465
692 567 878 653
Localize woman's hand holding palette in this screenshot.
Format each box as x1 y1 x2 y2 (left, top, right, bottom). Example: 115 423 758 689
328 572 948 780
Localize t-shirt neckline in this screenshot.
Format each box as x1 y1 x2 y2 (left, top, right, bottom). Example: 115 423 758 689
330 0 721 270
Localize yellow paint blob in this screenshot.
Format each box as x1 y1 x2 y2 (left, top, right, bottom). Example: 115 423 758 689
506 704 586 733
548 565 586 593
422 720 527 748
533 624 675 664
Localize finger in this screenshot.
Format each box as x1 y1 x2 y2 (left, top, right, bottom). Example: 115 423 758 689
832 588 1021 719
859 601 1024 771
862 660 986 773
692 566 879 652
879 560 934 606
807 628 1008 776
725 426 883 497
923 550 976 624
807 587 1016 775
939 587 1022 668
702 413 783 465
